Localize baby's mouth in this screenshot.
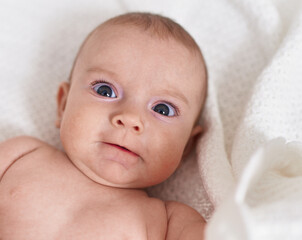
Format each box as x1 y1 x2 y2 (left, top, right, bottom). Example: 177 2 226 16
104 143 139 157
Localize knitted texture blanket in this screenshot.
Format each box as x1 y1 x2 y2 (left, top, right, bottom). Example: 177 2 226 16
1 0 302 239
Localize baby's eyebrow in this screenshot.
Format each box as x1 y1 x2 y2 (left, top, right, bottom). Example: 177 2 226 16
86 67 117 77
158 89 189 105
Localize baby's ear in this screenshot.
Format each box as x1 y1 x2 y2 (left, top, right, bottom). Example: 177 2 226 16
183 125 202 157
55 82 70 128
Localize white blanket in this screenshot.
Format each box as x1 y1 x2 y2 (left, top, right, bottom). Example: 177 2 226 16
196 0 302 239
1 0 302 239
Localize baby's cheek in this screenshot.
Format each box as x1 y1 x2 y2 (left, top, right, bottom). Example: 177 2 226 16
158 143 184 175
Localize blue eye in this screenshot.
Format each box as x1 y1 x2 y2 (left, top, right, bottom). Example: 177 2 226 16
152 103 176 117
93 83 117 98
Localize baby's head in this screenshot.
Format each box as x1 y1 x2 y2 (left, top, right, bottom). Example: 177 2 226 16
56 12 207 188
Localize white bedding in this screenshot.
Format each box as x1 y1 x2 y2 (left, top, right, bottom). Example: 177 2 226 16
1 0 302 239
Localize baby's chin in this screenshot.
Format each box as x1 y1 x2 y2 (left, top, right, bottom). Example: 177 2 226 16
68 157 148 189
84 170 162 190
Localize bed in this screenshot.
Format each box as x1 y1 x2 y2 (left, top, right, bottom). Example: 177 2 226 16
1 0 302 239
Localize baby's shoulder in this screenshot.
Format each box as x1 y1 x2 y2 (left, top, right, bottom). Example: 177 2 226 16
1 135 47 147
0 136 50 179
164 201 206 240
136 196 168 238
0 135 49 158
144 196 167 214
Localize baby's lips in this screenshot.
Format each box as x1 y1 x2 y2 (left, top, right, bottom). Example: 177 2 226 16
104 142 140 158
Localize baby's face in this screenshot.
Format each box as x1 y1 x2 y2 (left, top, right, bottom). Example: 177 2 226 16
57 24 206 188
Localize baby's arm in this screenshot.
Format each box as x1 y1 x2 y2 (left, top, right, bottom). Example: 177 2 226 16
0 136 45 180
165 201 206 240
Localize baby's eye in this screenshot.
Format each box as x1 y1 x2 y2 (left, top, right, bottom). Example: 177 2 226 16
152 103 176 117
93 83 117 98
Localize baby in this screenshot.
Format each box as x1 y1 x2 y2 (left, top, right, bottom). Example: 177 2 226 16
0 12 207 239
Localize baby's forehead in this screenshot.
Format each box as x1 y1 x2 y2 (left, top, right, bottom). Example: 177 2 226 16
81 21 202 58
85 25 205 72
83 24 206 77
77 24 199 71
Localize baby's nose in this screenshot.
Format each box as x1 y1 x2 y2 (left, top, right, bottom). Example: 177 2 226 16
111 113 144 134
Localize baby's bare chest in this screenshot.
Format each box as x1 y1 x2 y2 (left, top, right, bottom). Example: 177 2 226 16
0 150 167 240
